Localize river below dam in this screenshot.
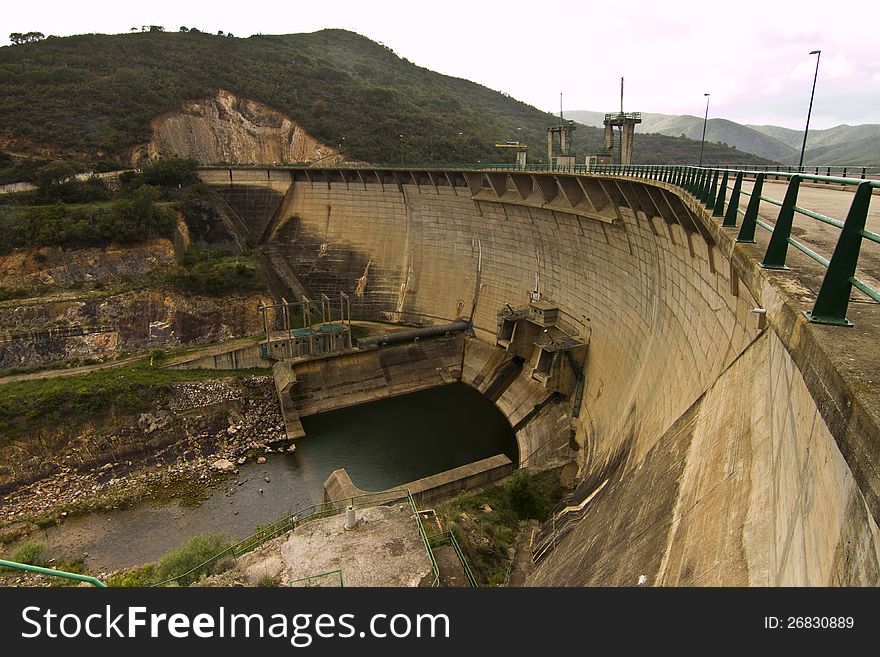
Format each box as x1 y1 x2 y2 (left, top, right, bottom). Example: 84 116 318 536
20 382 516 575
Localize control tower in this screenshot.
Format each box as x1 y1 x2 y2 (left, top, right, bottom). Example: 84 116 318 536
602 77 641 165
547 93 577 169
496 141 528 168
603 112 641 165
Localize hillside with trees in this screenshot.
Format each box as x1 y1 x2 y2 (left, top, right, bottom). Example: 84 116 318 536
1 29 770 167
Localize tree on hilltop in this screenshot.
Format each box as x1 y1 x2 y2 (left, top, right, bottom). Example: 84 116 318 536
9 32 45 45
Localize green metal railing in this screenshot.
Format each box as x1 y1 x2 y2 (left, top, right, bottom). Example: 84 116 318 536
289 569 345 587
427 530 478 587
153 488 439 587
0 558 106 587
587 164 879 327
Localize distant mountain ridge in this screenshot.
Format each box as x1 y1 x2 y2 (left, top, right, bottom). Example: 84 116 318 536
567 110 880 166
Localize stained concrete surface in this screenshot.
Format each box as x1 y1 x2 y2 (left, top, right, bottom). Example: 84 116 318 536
237 505 433 587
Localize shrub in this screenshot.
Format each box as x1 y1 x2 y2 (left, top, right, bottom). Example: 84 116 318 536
256 574 282 587
166 246 264 296
0 287 31 301
106 564 157 587
140 157 199 187
154 533 231 586
9 541 47 566
503 470 540 518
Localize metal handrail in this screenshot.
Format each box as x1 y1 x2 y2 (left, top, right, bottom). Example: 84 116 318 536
427 530 478 587
0 558 106 587
288 569 345 587
587 164 878 326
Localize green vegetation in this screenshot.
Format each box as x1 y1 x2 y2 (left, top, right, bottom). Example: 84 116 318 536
165 246 263 296
9 540 47 566
105 564 156 587
439 468 564 586
0 30 765 166
0 186 175 253
139 157 199 187
256 573 282 587
106 533 234 587
634 133 774 166
0 286 34 302
0 151 51 185
0 358 267 443
1 541 88 586
0 159 199 253
154 533 233 586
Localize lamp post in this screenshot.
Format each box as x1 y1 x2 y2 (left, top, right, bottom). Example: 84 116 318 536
698 93 710 167
458 132 463 161
798 50 821 171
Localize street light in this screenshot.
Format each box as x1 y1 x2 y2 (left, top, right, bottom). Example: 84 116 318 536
698 93 710 167
798 50 822 170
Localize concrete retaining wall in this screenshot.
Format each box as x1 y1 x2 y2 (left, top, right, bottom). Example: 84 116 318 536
286 334 463 419
168 343 264 370
323 454 514 506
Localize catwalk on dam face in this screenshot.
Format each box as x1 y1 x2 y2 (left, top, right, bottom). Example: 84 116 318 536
298 382 518 492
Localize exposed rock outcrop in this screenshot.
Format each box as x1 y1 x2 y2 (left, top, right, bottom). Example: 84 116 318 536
0 290 268 370
0 240 176 290
131 90 343 166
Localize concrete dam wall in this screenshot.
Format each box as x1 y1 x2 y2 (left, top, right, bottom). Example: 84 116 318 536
201 167 880 586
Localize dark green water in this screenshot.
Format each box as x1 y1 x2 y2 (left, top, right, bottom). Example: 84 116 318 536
298 382 518 492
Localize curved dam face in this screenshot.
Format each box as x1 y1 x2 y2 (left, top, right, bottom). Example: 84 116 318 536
201 167 880 586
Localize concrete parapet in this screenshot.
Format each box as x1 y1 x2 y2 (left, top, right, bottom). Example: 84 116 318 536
167 343 264 370
322 454 515 506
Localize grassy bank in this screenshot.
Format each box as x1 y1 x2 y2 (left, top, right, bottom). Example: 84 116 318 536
0 358 267 444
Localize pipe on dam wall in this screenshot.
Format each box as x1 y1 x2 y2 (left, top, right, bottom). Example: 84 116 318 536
356 320 470 348
206 167 880 586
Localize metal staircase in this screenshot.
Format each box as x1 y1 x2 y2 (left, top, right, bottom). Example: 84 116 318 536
564 350 585 419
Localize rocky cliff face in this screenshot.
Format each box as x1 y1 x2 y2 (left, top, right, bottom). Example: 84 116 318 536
0 290 268 370
0 238 269 370
131 90 342 167
0 240 176 290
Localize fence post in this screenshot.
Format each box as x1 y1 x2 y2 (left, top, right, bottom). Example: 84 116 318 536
700 169 712 203
804 181 873 326
723 171 742 226
760 175 801 269
737 172 764 243
713 170 728 217
706 169 719 209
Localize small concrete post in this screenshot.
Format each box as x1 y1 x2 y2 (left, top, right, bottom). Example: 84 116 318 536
345 505 357 530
